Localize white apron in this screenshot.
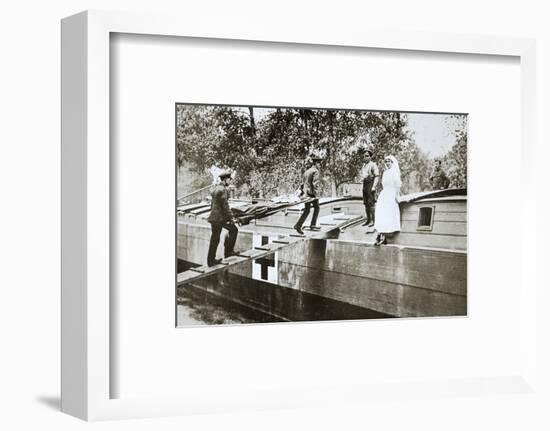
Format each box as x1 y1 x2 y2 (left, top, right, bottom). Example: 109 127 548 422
374 170 401 233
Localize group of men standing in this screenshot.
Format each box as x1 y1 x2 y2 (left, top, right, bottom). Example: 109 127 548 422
205 151 451 266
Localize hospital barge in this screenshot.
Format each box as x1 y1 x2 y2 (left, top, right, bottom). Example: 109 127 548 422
177 188 467 320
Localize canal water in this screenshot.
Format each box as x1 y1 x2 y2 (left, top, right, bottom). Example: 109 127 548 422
176 251 391 326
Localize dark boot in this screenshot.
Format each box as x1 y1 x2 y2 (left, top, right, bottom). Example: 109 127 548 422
363 204 371 225
294 224 304 235
294 202 311 235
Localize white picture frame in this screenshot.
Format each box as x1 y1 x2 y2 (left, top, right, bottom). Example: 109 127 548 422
61 9 540 421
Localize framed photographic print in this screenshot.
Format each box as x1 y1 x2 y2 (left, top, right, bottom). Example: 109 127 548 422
62 10 541 422
176 103 468 326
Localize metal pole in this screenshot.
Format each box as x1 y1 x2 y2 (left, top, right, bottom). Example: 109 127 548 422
177 184 214 202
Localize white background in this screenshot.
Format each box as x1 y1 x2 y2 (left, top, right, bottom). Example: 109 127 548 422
1 1 549 430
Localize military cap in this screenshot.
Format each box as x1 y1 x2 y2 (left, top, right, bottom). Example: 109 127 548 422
219 171 232 180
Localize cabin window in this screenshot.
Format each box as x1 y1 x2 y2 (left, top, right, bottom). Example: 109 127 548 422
417 206 435 231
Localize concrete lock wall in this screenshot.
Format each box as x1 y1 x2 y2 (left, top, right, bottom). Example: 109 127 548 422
276 239 466 317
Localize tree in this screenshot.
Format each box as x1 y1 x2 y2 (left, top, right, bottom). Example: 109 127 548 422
248 108 312 196
176 105 219 172
176 105 436 198
304 110 422 195
442 115 468 188
176 105 259 188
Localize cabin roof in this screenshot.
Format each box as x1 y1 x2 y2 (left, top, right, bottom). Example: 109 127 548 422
178 190 466 218
413 196 467 204
398 188 467 204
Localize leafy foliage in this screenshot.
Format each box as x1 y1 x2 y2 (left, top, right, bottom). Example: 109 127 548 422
442 115 468 188
176 106 467 198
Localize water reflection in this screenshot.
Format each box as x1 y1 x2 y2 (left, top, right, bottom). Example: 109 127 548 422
177 242 391 326
177 284 284 326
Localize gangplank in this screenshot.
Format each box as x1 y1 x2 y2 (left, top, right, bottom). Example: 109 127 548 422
177 234 306 286
177 212 364 286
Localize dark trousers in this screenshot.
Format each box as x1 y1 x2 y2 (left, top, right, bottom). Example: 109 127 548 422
207 221 238 265
295 198 320 229
363 178 376 223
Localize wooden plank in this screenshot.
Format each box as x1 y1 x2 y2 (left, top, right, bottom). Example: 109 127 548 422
257 243 287 252
255 205 345 227
400 220 467 236
338 216 366 232
414 196 467 203
223 256 248 265
177 203 210 213
402 201 466 213
433 212 468 223
177 271 200 284
178 212 361 264
177 237 307 286
249 212 360 237
289 236 304 243
238 249 266 258
189 267 205 273
277 240 467 295
401 210 467 223
277 261 466 317
395 232 467 251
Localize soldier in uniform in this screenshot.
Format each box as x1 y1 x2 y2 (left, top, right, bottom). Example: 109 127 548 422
359 148 379 227
430 159 450 190
206 171 238 266
294 156 322 235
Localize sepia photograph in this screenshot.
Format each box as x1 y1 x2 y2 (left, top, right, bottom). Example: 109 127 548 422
176 104 467 326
